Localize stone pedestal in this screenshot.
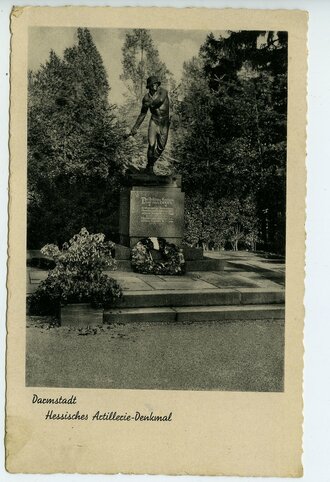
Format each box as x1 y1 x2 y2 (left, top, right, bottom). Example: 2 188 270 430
119 173 184 248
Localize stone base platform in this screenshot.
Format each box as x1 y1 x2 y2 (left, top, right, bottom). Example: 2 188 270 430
110 287 284 309
113 243 226 272
27 251 285 324
104 252 285 322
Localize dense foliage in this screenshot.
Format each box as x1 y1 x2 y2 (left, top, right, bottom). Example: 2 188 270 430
28 228 122 316
28 29 287 255
172 31 287 253
121 29 174 103
184 195 260 251
28 28 126 247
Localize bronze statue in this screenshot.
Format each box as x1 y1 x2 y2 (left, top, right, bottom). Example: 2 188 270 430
129 76 170 173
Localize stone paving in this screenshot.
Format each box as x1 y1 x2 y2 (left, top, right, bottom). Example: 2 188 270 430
108 252 284 292
27 251 285 295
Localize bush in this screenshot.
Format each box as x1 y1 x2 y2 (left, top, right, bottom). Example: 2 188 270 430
183 196 260 251
27 276 61 316
40 227 117 275
90 275 123 308
28 228 122 316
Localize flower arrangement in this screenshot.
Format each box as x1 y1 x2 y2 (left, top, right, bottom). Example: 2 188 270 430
28 228 122 316
131 237 185 276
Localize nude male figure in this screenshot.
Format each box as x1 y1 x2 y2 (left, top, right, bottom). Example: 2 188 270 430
129 75 170 173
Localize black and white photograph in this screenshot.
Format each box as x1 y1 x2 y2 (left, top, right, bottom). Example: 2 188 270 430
5 5 309 477
26 25 287 392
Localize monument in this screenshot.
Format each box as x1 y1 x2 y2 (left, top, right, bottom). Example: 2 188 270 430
119 75 184 248
128 75 171 174
119 173 184 248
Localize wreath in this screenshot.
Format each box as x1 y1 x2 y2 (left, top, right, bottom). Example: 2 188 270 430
131 237 185 275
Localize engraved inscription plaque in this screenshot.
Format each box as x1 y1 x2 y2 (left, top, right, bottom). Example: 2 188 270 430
129 187 184 239
141 196 174 224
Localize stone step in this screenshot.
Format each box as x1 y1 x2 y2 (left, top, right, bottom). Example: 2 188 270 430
104 304 285 324
114 288 284 308
61 303 103 328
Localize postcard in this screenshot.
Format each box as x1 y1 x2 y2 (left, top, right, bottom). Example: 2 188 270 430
6 6 307 475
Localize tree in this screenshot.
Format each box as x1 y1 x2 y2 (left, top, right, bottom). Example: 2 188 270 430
28 28 126 247
200 30 287 253
121 29 174 103
173 30 287 253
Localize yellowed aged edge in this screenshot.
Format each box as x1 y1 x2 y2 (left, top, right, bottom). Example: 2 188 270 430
6 6 306 475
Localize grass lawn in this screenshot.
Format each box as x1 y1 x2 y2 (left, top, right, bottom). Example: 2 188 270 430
26 317 284 392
